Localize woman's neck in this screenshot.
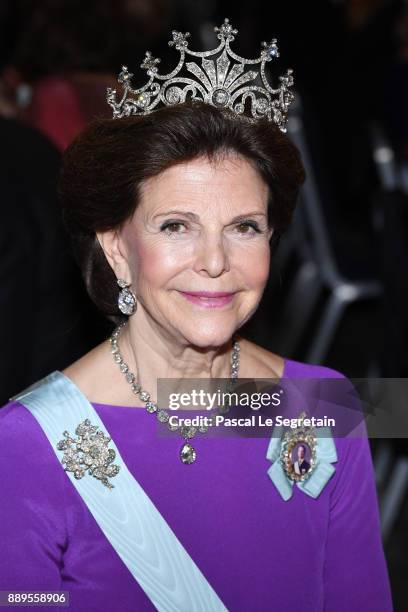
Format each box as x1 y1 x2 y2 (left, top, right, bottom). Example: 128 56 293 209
119 319 235 402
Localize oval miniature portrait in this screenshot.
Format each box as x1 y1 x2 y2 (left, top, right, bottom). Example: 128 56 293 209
281 437 316 483
291 442 312 476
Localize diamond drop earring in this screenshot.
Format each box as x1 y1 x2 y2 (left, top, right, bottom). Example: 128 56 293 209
117 278 137 315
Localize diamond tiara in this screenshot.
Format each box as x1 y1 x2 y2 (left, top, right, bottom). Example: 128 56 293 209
106 18 295 132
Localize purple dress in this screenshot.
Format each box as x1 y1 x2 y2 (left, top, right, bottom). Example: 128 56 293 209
0 358 393 611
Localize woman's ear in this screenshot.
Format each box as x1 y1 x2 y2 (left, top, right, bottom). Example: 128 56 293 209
96 229 131 283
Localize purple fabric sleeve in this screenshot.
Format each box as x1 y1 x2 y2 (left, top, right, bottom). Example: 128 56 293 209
0 401 66 590
287 360 393 611
323 431 393 610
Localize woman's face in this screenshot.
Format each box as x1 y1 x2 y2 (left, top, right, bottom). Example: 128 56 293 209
117 154 273 347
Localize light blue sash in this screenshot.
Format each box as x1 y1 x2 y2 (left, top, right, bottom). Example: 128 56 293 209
12 371 228 612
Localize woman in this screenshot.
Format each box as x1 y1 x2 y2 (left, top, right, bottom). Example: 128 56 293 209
0 100 392 612
0 31 393 612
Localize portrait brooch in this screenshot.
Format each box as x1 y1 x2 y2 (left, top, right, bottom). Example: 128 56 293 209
266 411 338 501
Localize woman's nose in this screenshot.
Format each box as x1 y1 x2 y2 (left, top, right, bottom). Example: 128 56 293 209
193 231 230 277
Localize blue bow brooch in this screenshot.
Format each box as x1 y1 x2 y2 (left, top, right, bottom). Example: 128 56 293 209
266 411 337 501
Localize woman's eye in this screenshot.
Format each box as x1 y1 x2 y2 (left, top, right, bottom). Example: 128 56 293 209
160 221 187 235
160 220 262 236
236 221 261 234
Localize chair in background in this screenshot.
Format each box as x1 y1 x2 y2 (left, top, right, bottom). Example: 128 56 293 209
368 122 408 545
272 96 383 365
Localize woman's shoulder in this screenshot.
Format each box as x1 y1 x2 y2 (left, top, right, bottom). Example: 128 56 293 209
0 366 91 441
0 397 33 432
0 381 56 444
282 357 347 380
0 392 67 489
236 336 347 381
0 370 57 431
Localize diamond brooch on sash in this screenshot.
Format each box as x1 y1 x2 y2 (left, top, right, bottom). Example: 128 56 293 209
56 419 121 489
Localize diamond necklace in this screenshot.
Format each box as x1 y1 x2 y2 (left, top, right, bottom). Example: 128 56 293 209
109 320 240 464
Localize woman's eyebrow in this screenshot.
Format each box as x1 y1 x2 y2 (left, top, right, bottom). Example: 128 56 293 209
153 211 267 222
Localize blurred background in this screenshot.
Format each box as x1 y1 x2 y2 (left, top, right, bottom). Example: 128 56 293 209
0 0 407 608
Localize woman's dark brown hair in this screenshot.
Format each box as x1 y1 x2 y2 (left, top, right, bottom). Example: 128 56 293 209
59 101 305 323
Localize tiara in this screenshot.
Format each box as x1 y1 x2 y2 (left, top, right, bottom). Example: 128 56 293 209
106 18 295 132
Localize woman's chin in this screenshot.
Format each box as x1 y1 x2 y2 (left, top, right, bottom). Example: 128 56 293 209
180 327 237 349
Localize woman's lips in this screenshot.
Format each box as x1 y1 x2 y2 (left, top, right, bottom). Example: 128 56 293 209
177 291 236 308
